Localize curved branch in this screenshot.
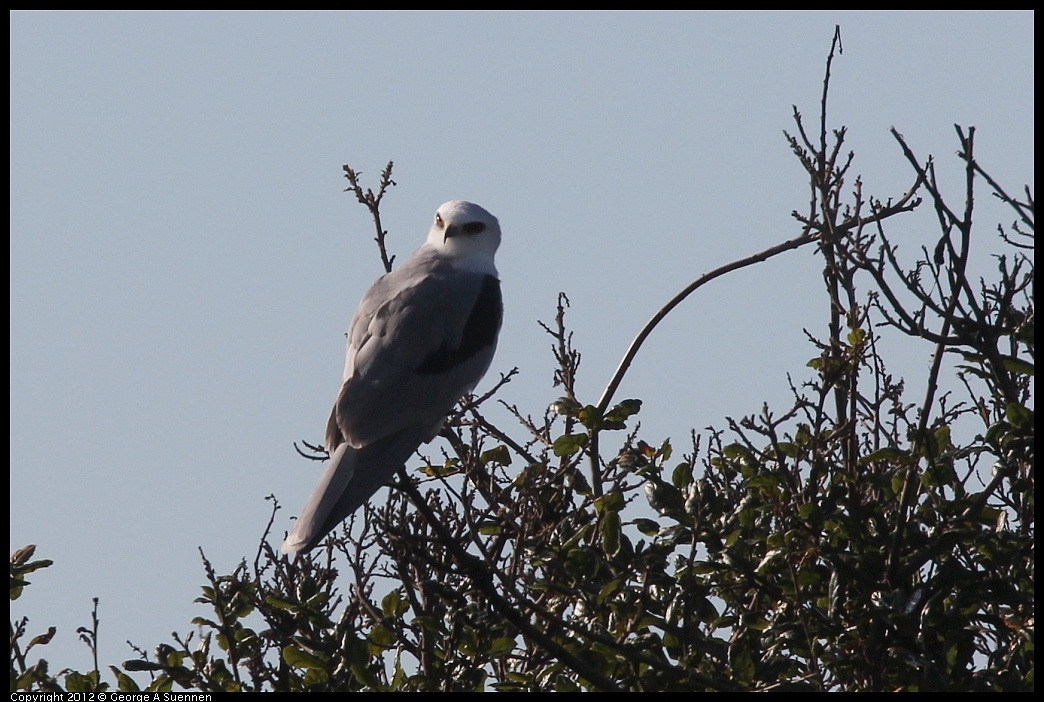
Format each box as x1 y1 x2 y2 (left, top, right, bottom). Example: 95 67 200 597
597 230 819 413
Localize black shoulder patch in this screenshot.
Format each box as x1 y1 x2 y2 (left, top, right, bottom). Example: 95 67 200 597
416 275 502 375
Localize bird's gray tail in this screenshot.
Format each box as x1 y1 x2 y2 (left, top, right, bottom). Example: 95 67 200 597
281 424 431 554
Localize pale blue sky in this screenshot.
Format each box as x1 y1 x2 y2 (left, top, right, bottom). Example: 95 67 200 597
10 11 1033 672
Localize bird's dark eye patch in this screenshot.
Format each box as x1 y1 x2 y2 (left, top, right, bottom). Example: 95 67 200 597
463 222 486 235
435 213 445 228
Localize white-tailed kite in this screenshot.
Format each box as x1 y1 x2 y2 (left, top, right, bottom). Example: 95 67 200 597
281 200 503 554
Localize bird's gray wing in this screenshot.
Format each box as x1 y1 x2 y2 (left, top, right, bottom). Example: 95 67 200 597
332 254 502 449
284 254 501 554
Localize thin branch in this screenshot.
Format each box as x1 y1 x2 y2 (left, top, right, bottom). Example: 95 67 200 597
885 129 980 583
597 229 819 414
818 26 843 174
293 439 328 461
342 161 397 273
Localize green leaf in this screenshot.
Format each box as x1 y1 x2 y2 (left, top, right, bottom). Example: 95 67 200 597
9 550 54 601
12 559 53 576
1002 356 1034 376
29 627 57 648
369 624 398 648
480 444 512 466
746 474 781 491
111 666 141 692
65 671 95 693
304 591 331 609
10 544 38 566
1005 402 1033 429
553 433 588 457
860 447 910 465
644 480 685 516
601 511 622 556
974 505 1003 526
594 490 625 513
421 459 462 477
658 439 673 462
603 399 642 429
597 577 624 604
671 462 693 490
478 521 503 535
549 396 582 416
633 518 660 536
577 404 602 430
144 674 173 693
382 589 406 618
264 596 300 611
568 469 591 495
123 659 163 672
564 547 597 578
922 424 952 457
723 443 753 461
283 645 328 670
487 637 516 657
755 548 782 574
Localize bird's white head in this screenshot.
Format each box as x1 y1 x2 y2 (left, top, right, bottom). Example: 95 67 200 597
426 200 501 273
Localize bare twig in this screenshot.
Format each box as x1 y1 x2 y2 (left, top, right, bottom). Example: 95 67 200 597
292 439 328 461
342 161 397 273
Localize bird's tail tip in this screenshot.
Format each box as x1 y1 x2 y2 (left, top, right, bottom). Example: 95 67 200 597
280 534 306 555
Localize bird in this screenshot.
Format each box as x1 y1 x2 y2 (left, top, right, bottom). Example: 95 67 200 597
281 200 503 554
